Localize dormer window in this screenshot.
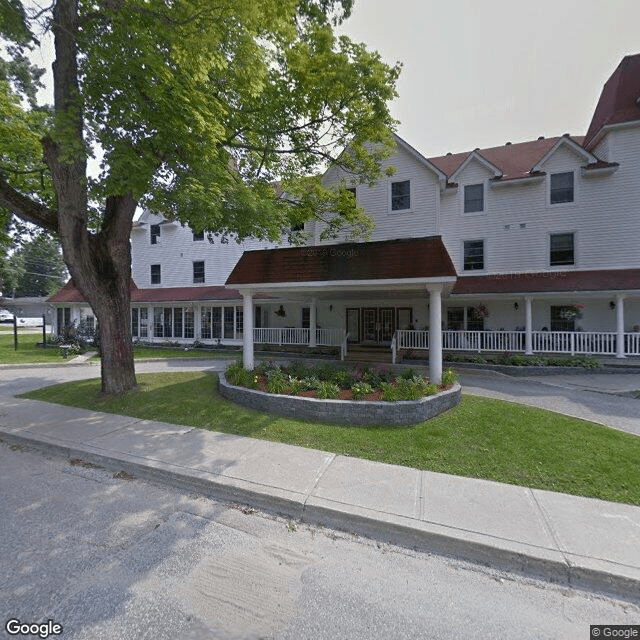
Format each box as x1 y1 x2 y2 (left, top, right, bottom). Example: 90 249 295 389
391 180 410 211
550 172 574 204
464 184 484 213
150 224 161 244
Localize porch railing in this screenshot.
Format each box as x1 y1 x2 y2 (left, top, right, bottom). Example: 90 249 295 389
393 329 640 357
253 327 346 354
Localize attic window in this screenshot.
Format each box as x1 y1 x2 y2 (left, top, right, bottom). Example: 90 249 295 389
550 172 574 204
391 180 410 211
464 184 484 213
150 224 161 244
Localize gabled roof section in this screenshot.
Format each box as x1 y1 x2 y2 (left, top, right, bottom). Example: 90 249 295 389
226 236 457 287
450 149 503 181
584 54 640 149
429 136 585 182
530 135 598 172
391 133 448 183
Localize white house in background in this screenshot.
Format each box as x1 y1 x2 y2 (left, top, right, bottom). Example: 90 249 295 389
50 54 640 376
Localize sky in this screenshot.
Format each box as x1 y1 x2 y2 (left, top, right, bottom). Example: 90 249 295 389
337 0 640 158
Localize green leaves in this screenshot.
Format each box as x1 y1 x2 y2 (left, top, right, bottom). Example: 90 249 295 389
2 0 399 243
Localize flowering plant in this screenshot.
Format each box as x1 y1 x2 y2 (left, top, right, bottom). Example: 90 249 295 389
560 304 584 319
473 304 490 318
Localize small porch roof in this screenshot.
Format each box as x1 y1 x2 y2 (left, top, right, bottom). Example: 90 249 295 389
452 269 640 297
225 236 457 294
47 280 268 305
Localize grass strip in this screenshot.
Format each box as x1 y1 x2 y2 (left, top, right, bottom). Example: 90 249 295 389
21 371 640 506
0 332 63 364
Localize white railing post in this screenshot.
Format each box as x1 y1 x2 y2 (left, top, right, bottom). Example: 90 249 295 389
525 296 533 355
616 294 626 358
428 286 443 385
391 331 397 364
242 290 254 370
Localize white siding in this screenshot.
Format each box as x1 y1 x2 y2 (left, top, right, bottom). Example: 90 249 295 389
320 143 440 244
131 213 287 288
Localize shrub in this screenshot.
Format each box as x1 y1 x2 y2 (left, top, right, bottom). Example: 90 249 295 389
316 381 340 399
266 368 288 394
225 361 255 387
299 376 321 391
395 375 430 400
380 382 398 402
332 368 354 388
441 368 458 387
288 377 305 395
285 360 311 379
351 382 373 400
398 367 419 380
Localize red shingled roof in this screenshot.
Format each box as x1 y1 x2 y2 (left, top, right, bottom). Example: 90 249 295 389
48 281 250 304
584 54 640 149
226 236 457 286
453 269 640 296
428 136 586 182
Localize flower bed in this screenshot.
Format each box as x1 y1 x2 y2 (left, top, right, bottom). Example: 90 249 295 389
220 361 461 426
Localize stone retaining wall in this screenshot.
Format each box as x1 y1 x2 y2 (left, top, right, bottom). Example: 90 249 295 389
219 373 461 426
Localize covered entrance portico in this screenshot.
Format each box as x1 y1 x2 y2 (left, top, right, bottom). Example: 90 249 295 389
225 237 458 384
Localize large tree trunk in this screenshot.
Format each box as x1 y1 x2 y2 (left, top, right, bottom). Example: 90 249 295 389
46 0 137 395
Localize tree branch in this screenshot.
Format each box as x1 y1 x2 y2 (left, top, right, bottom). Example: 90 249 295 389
0 174 58 233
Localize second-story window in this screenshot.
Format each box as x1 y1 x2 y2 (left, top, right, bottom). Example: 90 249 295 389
391 180 410 211
550 233 574 266
193 231 204 241
151 264 161 284
150 224 160 245
463 240 484 271
193 261 205 284
550 172 574 204
464 184 484 213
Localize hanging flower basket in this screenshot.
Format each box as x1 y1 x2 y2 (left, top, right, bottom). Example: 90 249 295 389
560 304 584 320
472 304 490 319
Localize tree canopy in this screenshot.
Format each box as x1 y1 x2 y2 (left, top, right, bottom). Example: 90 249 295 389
0 0 400 393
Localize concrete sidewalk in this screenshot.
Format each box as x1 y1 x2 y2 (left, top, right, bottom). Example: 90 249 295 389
0 390 639 604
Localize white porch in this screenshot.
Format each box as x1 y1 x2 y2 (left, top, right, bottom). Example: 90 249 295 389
392 329 640 363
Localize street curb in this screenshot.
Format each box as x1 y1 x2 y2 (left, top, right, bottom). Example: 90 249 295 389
2 428 638 605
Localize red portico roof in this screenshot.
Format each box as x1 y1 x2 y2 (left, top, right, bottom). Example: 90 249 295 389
226 236 457 286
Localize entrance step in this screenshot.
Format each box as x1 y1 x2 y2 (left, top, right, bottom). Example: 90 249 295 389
343 345 392 364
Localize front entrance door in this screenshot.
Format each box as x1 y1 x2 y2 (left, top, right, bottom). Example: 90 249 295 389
346 308 360 343
359 307 397 344
379 308 395 342
362 308 377 342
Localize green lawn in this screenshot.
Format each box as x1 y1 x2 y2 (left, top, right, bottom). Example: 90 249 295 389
21 371 640 506
0 331 64 364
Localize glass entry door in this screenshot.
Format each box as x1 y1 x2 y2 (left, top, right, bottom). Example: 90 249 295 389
362 308 377 342
379 308 395 342
346 308 360 343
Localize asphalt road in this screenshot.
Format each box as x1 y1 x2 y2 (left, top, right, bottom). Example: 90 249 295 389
1 442 638 640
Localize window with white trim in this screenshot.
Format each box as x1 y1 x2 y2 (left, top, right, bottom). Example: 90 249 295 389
550 233 574 266
391 180 410 211
150 264 161 284
193 260 205 284
550 172 574 204
464 184 484 213
150 224 160 244
463 240 484 271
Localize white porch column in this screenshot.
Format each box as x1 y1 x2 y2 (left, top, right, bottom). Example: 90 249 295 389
309 297 317 347
428 285 443 385
242 290 254 370
616 293 626 359
524 296 533 355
